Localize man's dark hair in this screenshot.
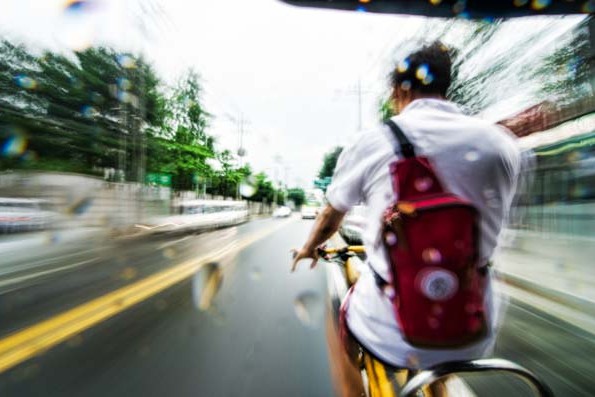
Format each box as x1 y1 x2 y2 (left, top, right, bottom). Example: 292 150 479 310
391 42 453 97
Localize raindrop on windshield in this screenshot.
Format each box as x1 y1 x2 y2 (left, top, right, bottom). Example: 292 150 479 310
14 74 37 90
416 64 429 80
294 291 323 329
483 188 496 199
400 80 412 91
117 54 137 69
582 1 595 13
422 248 442 264
250 267 262 281
531 0 551 11
1 130 28 157
120 267 138 281
384 232 398 246
67 197 93 215
452 0 466 14
162 248 177 259
192 263 223 311
239 176 258 198
397 59 410 73
414 177 433 192
464 150 479 162
487 198 501 209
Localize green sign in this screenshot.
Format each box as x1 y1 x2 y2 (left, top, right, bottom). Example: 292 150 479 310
313 177 332 192
146 173 172 187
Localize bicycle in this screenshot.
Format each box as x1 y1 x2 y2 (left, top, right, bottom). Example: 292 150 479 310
319 243 554 397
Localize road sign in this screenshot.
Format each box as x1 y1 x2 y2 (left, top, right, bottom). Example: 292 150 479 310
146 173 172 187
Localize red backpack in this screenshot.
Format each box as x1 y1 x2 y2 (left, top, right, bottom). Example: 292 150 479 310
378 120 488 348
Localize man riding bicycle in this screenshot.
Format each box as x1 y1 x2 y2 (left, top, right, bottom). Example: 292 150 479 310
292 42 521 396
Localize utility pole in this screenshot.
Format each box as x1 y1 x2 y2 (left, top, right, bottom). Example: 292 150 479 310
334 77 374 131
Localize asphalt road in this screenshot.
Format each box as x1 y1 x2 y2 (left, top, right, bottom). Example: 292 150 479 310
0 217 594 396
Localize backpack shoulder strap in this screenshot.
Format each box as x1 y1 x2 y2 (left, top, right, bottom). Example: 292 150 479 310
385 119 415 158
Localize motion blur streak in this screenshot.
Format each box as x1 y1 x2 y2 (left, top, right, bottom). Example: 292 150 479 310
0 217 294 373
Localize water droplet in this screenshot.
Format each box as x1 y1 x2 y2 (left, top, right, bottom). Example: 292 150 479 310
400 80 412 91
464 150 479 162
45 232 60 245
422 74 434 85
192 263 223 311
81 105 98 118
384 232 398 246
483 188 496 199
162 248 176 259
155 299 168 311
64 0 94 13
428 316 440 329
14 74 37 90
397 59 410 73
66 334 84 348
415 64 429 80
120 267 137 280
1 131 28 157
383 285 396 299
487 198 501 208
117 54 137 69
414 177 433 192
68 197 93 215
117 77 132 91
432 304 444 316
531 0 551 10
406 354 420 368
422 248 442 264
454 240 465 250
250 267 262 281
582 0 595 12
429 0 442 5
294 291 323 329
465 303 476 314
239 176 257 198
452 0 466 14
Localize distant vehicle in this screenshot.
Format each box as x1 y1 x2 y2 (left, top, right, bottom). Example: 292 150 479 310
273 206 292 218
137 200 249 234
300 204 320 219
0 198 56 233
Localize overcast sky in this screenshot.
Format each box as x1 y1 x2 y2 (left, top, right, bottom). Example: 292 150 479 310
0 0 585 187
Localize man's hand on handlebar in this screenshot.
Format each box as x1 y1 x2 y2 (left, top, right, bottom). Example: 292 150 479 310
290 246 320 272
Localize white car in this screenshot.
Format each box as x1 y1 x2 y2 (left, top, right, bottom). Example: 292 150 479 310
272 206 292 218
300 205 319 219
0 198 57 233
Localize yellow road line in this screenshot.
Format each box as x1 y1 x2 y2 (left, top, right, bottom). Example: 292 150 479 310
0 218 295 373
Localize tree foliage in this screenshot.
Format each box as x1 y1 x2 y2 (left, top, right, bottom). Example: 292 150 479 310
0 38 283 200
318 146 343 179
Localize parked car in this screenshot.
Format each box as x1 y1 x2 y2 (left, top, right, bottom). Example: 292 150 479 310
273 206 292 218
300 204 319 219
0 198 57 233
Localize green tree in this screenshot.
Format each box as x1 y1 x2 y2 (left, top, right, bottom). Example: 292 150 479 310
287 187 306 207
318 146 343 179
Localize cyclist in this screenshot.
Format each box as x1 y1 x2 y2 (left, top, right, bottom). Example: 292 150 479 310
292 42 521 395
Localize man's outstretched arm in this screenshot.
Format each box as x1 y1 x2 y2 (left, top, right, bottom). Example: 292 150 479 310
291 204 346 272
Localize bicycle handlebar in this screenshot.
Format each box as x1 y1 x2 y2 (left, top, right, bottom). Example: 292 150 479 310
401 358 554 397
317 245 365 257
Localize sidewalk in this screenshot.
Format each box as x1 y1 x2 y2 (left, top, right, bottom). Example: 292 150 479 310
495 229 595 334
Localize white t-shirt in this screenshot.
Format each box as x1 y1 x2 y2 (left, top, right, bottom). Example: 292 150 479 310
326 99 521 368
